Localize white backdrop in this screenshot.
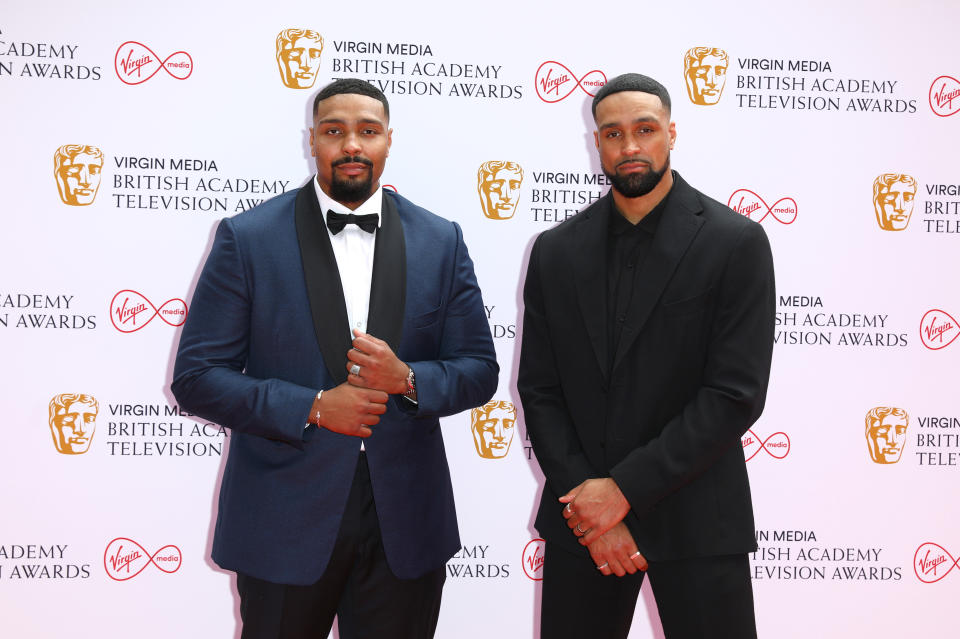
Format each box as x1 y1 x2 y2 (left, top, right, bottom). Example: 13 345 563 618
2 1 959 636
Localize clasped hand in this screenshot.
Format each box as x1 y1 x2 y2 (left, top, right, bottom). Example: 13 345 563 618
313 330 408 438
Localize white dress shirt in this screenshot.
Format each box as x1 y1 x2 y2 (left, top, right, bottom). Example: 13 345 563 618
312 178 383 446
313 177 381 339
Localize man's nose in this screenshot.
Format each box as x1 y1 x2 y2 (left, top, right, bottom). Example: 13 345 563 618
493 422 504 440
894 194 905 213
342 132 362 155
78 167 91 187
705 69 717 87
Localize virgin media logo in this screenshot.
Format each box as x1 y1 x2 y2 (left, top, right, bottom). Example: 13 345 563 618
727 190 797 224
522 538 545 581
929 76 960 117
114 41 193 85
742 428 790 461
535 62 605 103
914 542 959 583
919 309 959 350
104 537 182 581
109 290 187 333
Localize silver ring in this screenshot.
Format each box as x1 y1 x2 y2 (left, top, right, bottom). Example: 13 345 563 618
596 562 608 570
565 503 574 514
575 523 586 535
350 364 361 376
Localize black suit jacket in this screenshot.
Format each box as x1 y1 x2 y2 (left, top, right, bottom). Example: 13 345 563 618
518 172 775 561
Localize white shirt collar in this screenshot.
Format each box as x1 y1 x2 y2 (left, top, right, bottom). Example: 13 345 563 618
313 176 383 228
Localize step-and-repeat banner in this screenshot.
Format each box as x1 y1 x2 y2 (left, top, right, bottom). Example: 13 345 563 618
2 1 957 636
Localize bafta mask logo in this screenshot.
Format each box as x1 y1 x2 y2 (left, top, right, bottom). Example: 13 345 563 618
683 47 729 105
873 174 917 231
49 393 98 455
276 28 324 89
54 145 103 206
865 406 909 464
477 161 524 220
470 400 516 459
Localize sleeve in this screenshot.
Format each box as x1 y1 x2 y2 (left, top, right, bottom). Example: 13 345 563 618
405 221 499 417
517 234 600 497
170 218 318 449
609 221 776 515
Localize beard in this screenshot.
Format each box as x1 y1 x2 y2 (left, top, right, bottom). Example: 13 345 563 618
604 157 669 198
330 155 375 203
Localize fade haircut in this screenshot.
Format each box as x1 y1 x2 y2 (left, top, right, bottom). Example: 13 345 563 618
591 73 672 119
313 78 390 121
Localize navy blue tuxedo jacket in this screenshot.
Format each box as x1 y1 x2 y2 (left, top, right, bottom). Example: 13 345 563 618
172 185 498 585
518 173 775 562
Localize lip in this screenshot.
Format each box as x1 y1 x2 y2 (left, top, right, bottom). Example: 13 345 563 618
336 163 370 176
617 161 650 173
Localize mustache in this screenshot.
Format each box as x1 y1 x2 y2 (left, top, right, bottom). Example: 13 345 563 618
332 155 374 168
616 157 651 169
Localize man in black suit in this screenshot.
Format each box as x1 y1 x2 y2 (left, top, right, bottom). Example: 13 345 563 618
518 73 775 638
172 79 498 638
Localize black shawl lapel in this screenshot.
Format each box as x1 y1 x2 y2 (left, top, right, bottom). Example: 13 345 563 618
366 191 406 351
294 184 352 384
611 174 704 372
573 195 612 383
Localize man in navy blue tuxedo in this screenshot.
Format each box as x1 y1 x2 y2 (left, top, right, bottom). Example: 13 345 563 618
172 78 498 638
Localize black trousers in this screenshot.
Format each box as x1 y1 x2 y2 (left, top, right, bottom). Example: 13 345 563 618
540 541 757 639
236 453 446 639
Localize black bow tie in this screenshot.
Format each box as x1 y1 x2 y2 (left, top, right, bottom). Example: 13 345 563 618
326 210 378 235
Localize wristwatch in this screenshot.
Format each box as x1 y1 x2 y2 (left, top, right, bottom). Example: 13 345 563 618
403 366 416 399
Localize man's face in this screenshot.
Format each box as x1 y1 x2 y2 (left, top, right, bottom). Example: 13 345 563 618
472 406 516 458
685 54 727 105
875 180 916 231
594 91 676 198
278 36 323 89
50 400 97 454
57 152 103 205
866 414 908 463
310 93 391 207
480 167 523 219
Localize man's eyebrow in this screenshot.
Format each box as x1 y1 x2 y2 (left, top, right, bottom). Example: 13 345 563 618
598 116 660 131
315 117 385 127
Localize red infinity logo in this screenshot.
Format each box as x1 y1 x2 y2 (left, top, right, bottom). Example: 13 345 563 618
114 41 193 85
920 309 959 350
535 61 606 103
929 75 960 117
742 428 790 461
522 538 545 581
104 537 182 581
914 542 960 583
727 190 797 224
110 290 187 333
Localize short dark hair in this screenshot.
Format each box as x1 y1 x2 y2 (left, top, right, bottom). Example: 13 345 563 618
591 73 671 119
312 78 390 121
